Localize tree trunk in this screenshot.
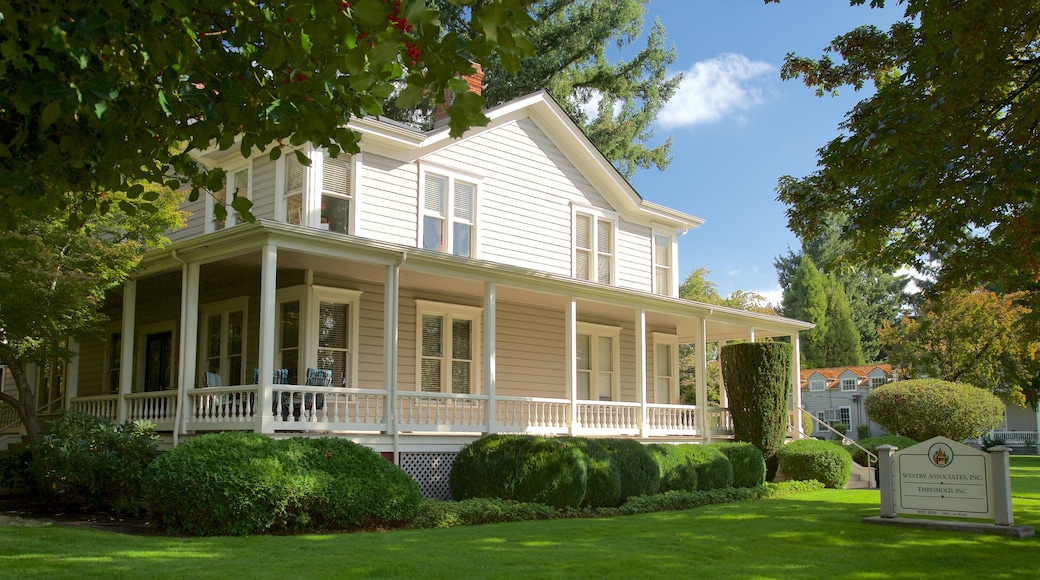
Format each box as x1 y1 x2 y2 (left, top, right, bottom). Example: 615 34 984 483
0 355 43 444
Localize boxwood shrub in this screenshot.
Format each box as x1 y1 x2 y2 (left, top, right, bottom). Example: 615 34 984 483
449 434 588 508
864 379 1005 441
143 433 420 535
712 442 765 488
559 437 621 508
846 435 917 466
598 438 660 500
681 444 734 490
647 444 699 492
777 438 852 489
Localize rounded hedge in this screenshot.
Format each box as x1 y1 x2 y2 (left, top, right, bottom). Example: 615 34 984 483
846 435 917 466
597 438 661 500
864 379 1005 441
559 437 621 508
143 433 420 535
682 444 734 490
777 438 852 489
712 442 766 488
647 444 699 492
449 435 588 508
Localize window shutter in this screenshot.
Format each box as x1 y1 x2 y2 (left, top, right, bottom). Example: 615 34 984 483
322 152 351 197
425 175 447 215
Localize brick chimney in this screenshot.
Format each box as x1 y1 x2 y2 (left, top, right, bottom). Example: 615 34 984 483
433 63 484 127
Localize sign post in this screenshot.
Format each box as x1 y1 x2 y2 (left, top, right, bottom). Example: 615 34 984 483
864 436 1034 537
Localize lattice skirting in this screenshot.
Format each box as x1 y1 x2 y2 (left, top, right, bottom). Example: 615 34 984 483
400 452 458 500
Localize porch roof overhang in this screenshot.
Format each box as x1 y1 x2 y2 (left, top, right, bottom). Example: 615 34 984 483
137 220 813 341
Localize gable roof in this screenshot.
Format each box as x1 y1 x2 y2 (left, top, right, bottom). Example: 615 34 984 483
800 364 895 391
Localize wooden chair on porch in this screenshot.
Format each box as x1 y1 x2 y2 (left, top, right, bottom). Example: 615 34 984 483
254 368 291 419
304 368 332 420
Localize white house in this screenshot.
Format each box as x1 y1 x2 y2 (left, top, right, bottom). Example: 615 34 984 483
1 89 814 492
798 364 896 440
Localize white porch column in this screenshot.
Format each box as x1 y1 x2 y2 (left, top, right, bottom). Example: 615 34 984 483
257 244 278 434
383 258 402 460
696 317 709 442
174 261 200 445
748 327 756 343
636 308 647 438
790 332 803 437
718 342 729 408
484 282 497 434
566 296 577 435
117 279 137 424
66 339 80 405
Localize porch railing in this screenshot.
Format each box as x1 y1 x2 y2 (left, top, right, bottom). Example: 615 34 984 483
73 387 734 440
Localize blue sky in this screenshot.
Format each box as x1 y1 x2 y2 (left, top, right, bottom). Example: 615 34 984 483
623 0 906 305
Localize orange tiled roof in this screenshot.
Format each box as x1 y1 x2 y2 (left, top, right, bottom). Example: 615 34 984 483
799 364 895 391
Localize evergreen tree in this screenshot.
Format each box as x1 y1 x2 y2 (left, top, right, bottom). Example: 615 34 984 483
781 257 829 368
822 277 864 367
390 0 680 178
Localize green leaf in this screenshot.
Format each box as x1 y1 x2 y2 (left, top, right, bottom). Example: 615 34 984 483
141 189 160 202
395 84 424 109
294 149 311 167
231 195 253 213
269 147 282 161
127 184 145 199
39 100 62 129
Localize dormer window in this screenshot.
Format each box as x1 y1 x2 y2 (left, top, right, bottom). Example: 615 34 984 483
574 209 615 284
809 379 826 392
841 378 858 391
420 170 476 257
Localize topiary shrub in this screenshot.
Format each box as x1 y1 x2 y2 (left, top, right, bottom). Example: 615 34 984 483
712 442 766 488
846 435 917 465
864 379 1005 441
647 444 698 492
680 444 734 490
597 438 660 500
144 433 420 535
777 438 852 489
449 434 588 509
559 437 621 508
30 411 157 513
720 342 793 480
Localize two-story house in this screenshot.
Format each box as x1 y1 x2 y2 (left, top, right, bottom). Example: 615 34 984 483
4 89 814 492
799 364 896 440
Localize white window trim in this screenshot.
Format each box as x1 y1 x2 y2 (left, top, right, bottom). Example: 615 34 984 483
306 287 363 388
414 299 483 394
840 378 859 392
577 321 621 401
652 333 678 405
199 297 250 386
571 204 618 285
135 321 178 393
276 147 312 225
205 161 253 233
312 150 360 234
416 164 481 258
651 224 678 297
809 379 827 392
838 406 852 424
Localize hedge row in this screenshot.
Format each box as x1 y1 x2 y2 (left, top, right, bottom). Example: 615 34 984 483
144 432 421 536
449 435 766 508
776 438 853 489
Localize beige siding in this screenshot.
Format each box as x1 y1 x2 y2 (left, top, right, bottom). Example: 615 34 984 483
251 155 278 220
357 152 418 245
496 301 567 398
169 193 206 243
617 219 653 292
76 337 107 397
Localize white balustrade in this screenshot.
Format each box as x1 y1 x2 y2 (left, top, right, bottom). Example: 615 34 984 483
270 387 387 431
396 392 487 432
646 404 700 436
124 391 178 428
706 406 734 435
495 396 570 434
575 401 640 434
69 395 120 422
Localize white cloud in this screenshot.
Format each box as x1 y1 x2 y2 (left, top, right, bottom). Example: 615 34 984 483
753 286 784 309
659 54 774 128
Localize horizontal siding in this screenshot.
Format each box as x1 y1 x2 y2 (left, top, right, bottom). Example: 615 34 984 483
75 337 107 397
357 152 418 245
169 193 205 243
251 155 278 220
496 301 567 398
617 219 652 292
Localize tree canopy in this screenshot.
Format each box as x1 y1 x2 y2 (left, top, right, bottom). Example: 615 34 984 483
388 0 679 178
0 187 185 439
0 0 535 225
780 256 864 369
878 287 1039 408
771 0 1040 329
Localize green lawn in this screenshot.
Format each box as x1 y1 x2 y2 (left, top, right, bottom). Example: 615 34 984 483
2 459 1038 579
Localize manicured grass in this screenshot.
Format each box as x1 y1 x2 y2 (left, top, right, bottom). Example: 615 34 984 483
1010 455 1040 499
1 458 1038 579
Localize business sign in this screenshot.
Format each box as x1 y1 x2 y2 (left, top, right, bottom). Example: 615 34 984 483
894 436 993 519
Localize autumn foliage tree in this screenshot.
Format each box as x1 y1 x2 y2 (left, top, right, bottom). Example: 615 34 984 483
879 288 1039 408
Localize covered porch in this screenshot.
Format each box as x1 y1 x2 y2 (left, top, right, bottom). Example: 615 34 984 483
65 221 810 450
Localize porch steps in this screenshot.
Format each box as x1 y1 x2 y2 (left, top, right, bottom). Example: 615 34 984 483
846 462 875 489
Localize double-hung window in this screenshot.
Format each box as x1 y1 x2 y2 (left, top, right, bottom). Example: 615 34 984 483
311 288 361 388
576 322 620 401
652 229 675 296
416 301 481 394
653 334 677 404
574 210 615 284
283 152 306 225
208 164 251 232
421 170 476 257
319 151 353 234
200 298 248 386
841 378 858 392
